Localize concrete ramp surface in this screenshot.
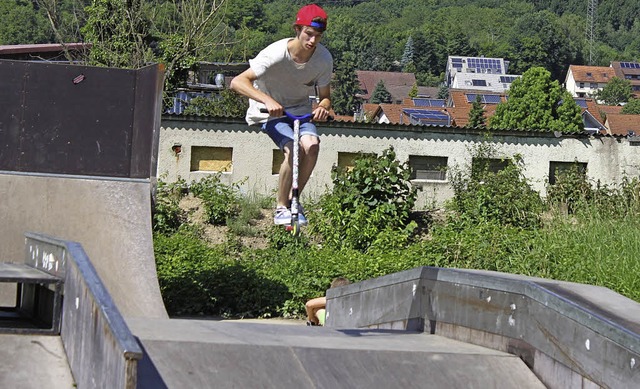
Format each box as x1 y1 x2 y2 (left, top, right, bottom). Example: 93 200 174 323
0 172 167 319
129 318 546 389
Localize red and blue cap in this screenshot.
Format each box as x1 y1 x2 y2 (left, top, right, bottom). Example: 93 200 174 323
295 4 327 31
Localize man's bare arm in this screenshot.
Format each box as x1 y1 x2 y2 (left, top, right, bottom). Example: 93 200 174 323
313 84 331 121
230 69 283 117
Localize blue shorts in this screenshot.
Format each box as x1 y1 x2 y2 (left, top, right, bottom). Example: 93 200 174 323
262 117 319 150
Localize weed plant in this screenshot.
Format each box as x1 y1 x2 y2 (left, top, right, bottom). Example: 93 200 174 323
153 148 640 318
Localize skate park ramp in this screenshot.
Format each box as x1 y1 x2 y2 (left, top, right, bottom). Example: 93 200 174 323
128 318 545 388
1 59 638 388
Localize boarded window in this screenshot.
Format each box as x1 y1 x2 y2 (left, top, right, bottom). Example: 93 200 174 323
549 161 587 185
337 152 375 171
472 157 511 174
190 146 232 172
409 155 448 181
272 149 284 175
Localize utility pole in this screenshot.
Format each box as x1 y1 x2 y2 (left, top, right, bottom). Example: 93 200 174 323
586 0 598 65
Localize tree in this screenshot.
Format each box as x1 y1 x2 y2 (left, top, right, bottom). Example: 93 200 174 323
81 0 154 69
330 51 362 116
508 10 578 81
596 77 633 105
400 35 414 69
621 98 640 114
408 83 418 99
437 85 449 100
468 95 486 128
0 1 52 44
370 80 392 104
182 89 249 117
490 67 583 133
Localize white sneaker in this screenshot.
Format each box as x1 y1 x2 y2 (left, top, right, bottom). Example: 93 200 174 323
274 206 292 225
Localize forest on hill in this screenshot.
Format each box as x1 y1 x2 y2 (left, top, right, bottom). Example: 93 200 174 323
2 0 639 87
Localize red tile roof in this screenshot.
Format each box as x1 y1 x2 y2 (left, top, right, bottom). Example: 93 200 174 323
568 65 615 83
604 113 640 136
356 71 417 103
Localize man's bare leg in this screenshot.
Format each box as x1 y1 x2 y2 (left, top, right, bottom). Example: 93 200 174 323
277 142 293 207
296 135 320 195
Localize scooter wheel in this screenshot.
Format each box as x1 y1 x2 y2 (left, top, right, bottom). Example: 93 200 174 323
290 218 300 237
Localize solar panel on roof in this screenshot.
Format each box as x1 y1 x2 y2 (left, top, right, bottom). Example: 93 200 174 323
574 98 588 108
484 95 501 103
465 94 501 104
620 62 640 69
499 76 518 83
413 98 446 107
413 112 449 119
403 108 450 125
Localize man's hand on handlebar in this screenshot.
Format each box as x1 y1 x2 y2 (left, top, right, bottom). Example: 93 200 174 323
263 100 284 118
312 105 331 122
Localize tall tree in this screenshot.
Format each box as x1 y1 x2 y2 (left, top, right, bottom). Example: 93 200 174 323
508 10 577 81
400 35 414 70
596 77 633 105
490 67 583 133
369 80 392 104
331 51 362 116
81 0 154 69
468 95 486 128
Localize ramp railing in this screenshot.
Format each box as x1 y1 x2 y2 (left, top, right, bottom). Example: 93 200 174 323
326 266 640 389
25 232 142 389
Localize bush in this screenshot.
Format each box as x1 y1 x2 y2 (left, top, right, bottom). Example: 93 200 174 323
154 230 292 317
449 154 543 229
545 162 592 214
190 174 242 225
310 147 418 251
152 177 187 235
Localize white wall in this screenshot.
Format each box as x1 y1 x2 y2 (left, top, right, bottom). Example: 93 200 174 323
159 116 640 209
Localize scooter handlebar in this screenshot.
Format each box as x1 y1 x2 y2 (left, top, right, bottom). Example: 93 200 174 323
259 108 333 121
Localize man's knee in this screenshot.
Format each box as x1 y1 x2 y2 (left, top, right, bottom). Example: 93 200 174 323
302 139 319 156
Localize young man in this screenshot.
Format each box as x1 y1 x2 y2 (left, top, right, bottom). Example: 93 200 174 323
230 4 333 225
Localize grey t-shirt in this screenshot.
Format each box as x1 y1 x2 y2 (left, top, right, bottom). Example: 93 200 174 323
245 38 333 125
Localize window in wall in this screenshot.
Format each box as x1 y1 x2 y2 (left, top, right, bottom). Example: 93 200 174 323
337 152 375 171
579 82 585 88
471 157 511 174
590 83 598 89
409 155 448 181
549 161 587 185
190 146 232 172
272 149 284 175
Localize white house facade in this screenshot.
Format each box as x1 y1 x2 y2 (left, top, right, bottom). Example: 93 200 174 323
564 65 615 99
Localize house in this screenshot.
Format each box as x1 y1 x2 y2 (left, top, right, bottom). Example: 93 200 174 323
449 73 521 93
604 113 640 136
610 61 640 98
574 98 607 134
356 71 429 104
362 99 451 126
564 65 615 98
444 56 518 92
